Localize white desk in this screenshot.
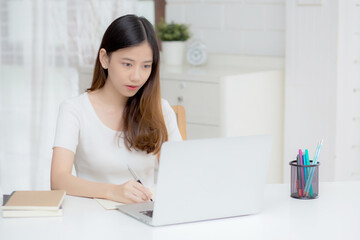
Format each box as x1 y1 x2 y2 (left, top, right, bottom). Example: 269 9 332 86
1 182 359 240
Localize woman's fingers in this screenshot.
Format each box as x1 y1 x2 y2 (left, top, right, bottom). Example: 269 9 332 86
123 180 152 203
132 181 153 200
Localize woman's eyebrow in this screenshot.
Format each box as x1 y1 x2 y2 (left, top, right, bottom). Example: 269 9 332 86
121 57 153 63
121 57 135 62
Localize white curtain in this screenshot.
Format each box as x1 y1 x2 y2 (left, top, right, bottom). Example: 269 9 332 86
0 0 140 195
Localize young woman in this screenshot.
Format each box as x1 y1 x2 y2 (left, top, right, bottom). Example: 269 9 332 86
51 15 182 204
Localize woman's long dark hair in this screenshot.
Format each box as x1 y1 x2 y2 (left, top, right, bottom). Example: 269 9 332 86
87 15 168 154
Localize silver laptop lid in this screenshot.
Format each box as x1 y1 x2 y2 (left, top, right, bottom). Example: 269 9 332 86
152 135 273 226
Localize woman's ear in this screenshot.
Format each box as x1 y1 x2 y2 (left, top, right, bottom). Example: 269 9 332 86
99 48 109 69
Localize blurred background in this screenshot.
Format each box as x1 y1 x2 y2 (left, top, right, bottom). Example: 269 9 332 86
0 0 359 194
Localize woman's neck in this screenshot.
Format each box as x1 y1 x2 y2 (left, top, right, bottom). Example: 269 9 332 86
96 80 128 110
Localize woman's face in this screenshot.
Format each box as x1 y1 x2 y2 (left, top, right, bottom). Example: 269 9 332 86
100 41 153 98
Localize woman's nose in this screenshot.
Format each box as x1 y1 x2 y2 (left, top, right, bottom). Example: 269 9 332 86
130 67 141 82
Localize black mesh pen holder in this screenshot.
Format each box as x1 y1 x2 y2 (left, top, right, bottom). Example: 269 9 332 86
289 160 320 199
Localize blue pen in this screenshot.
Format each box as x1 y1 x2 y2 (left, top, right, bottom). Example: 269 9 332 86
304 141 322 196
304 140 323 196
304 149 313 197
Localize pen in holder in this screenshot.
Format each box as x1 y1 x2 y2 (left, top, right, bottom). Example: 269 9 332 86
289 160 320 199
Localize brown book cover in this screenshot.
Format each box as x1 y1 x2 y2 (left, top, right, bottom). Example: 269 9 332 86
1 190 66 211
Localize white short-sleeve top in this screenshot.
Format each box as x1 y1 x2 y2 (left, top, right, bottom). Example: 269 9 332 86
53 92 182 188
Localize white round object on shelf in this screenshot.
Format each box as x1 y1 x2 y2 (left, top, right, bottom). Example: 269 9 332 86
187 40 207 66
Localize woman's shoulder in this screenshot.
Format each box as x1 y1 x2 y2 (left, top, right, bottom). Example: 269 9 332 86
161 98 177 124
161 98 173 113
59 92 88 111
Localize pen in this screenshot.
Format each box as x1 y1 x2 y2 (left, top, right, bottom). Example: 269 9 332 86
304 149 313 197
127 165 153 202
304 140 323 196
296 154 303 197
302 154 307 187
299 149 305 193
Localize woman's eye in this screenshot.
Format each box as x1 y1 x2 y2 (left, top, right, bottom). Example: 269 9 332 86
123 63 132 67
144 64 152 69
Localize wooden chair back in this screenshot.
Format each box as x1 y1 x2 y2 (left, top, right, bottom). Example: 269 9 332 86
171 105 187 140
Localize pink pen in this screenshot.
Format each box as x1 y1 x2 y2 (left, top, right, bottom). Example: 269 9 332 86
299 149 305 194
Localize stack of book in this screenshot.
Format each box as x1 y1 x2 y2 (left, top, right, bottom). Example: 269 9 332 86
1 190 66 218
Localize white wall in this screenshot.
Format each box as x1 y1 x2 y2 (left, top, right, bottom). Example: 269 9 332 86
336 0 360 181
166 0 285 56
284 1 338 182
284 0 360 182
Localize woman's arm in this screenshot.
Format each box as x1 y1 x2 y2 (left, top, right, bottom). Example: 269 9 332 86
50 147 152 203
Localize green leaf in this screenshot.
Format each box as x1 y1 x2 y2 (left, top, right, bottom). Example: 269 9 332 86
156 19 190 41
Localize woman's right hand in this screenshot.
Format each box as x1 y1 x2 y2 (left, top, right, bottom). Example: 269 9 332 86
108 180 153 204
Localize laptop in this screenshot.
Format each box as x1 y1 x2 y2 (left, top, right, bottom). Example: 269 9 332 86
117 135 273 226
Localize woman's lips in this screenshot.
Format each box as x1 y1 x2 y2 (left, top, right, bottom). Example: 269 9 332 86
126 85 138 91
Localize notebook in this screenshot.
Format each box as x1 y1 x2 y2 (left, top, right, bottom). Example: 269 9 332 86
95 198 124 210
2 190 66 218
117 135 273 226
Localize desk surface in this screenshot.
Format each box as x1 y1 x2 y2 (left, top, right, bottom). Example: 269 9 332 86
1 182 359 240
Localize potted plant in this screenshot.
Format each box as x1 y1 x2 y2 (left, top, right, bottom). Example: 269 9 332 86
157 20 190 66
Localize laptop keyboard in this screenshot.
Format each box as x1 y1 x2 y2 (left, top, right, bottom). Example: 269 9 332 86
140 210 153 218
